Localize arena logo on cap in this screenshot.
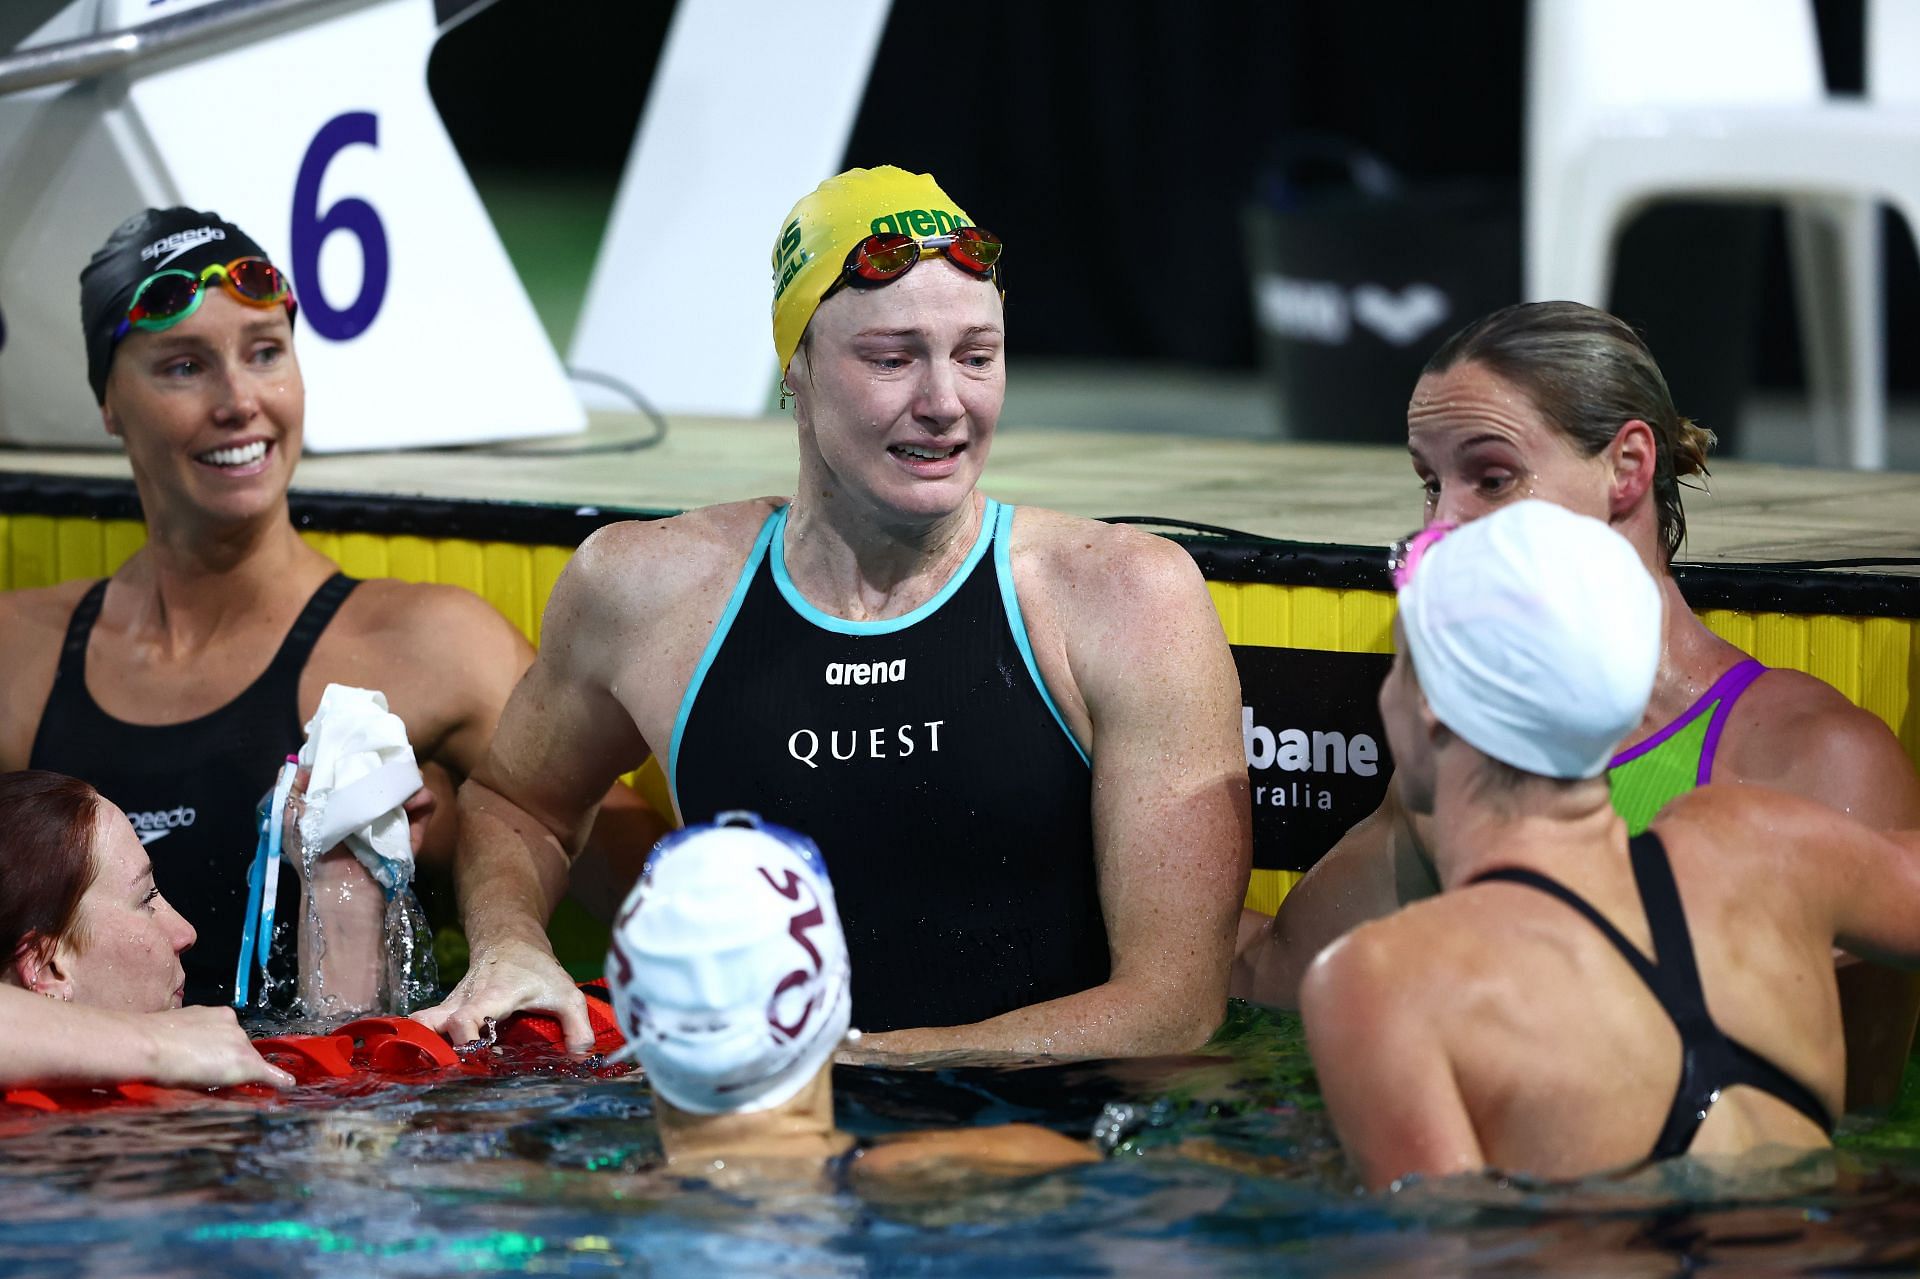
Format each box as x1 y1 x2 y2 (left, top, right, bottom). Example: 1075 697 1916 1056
140 227 226 268
868 208 969 238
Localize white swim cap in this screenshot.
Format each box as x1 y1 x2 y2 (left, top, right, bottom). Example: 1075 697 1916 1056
605 812 852 1116
1395 500 1662 780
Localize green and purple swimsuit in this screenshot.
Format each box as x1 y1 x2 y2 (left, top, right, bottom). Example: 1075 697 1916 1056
1608 659 1768 833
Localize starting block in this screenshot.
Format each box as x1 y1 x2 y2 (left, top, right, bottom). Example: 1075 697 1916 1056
0 0 581 451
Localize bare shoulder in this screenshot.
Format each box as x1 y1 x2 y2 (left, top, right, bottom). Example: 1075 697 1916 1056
1718 667 1920 826
343 578 527 649
0 578 94 645
1301 906 1433 1025
0 580 97 767
560 499 781 618
1300 914 1426 1068
1009 506 1209 614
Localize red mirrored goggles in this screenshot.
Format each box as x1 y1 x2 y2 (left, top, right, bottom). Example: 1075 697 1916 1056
827 226 1003 299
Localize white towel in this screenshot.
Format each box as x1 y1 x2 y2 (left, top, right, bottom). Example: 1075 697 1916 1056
296 684 423 894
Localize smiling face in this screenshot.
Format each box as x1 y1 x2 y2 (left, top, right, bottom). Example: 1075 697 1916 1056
1406 360 1614 531
56 804 196 1014
788 260 1005 524
102 287 303 528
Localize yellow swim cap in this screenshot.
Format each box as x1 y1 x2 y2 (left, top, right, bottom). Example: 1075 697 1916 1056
770 166 978 376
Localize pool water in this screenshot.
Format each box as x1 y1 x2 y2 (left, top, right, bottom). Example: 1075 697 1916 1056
3 1004 1920 1277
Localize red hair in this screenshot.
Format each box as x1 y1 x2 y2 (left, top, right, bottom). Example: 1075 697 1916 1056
0 771 103 967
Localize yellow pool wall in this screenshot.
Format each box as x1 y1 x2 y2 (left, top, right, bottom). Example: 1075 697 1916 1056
6 513 1914 918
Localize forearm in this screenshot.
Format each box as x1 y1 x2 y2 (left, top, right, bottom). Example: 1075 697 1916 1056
2 996 293 1092
1234 802 1430 1009
299 850 385 1017
455 780 578 955
1230 907 1318 1010
0 991 156 1087
859 975 1223 1058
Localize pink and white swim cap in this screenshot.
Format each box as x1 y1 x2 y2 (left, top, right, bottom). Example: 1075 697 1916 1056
1395 500 1662 780
606 812 852 1115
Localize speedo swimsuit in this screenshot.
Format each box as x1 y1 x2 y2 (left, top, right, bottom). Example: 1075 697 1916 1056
1468 831 1834 1160
28 573 359 1006
1608 659 1767 833
671 499 1108 1032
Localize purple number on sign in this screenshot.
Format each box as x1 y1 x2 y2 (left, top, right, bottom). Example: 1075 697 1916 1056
291 112 390 341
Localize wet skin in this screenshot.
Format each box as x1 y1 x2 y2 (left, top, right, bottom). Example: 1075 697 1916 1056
1237 360 1920 1114
427 255 1250 1057
30 803 197 1014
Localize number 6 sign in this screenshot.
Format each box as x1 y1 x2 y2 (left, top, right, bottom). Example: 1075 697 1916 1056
0 0 579 451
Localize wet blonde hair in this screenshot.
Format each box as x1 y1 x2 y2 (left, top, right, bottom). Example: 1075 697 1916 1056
1423 301 1714 562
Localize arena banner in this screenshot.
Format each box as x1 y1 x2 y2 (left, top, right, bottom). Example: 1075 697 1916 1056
1235 645 1396 873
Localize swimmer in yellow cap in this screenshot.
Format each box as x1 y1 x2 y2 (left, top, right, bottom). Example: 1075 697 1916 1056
422 167 1251 1057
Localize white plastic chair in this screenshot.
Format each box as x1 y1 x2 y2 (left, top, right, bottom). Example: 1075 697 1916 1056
1527 0 1920 470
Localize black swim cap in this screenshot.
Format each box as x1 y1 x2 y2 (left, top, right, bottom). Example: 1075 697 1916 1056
79 208 279 404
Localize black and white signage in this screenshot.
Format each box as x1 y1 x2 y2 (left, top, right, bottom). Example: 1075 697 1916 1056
1234 645 1395 873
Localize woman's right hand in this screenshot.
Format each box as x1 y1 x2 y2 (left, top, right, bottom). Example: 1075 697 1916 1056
413 938 593 1053
141 1006 294 1090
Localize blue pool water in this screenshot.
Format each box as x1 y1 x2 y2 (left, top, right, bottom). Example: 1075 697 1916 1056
3 1005 1919 1277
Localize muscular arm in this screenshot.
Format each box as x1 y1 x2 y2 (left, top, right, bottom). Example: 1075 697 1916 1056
1673 786 1920 968
864 533 1250 1057
414 527 656 1049
0 990 291 1091
381 585 668 880
1302 926 1484 1192
1714 675 1920 1107
1231 783 1439 1010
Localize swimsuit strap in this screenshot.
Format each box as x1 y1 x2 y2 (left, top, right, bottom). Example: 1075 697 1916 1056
1624 832 1708 1015
1466 865 1660 988
1473 836 1833 1161
264 572 359 678
53 579 110 678
1628 831 1835 1153
1697 657 1769 784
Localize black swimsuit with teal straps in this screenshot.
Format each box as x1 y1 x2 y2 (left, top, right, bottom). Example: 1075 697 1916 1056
28 574 358 1006
1468 832 1834 1160
671 500 1107 1033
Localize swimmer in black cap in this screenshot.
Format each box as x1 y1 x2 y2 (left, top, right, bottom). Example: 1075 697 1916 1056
0 209 665 1008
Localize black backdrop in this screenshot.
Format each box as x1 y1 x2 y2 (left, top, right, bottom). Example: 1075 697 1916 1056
429 0 1917 401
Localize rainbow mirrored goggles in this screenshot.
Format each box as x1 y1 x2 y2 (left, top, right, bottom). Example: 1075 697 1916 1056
821 225 1003 303
112 256 297 345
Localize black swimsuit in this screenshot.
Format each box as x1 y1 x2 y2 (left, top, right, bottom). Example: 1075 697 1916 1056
28 573 359 1006
1468 832 1835 1160
672 500 1107 1032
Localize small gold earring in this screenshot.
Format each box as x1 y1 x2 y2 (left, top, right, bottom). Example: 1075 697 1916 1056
779 381 796 411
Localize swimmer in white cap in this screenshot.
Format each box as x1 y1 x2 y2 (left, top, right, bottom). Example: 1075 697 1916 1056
1301 500 1920 1190
607 813 1097 1182
1241 302 1920 1111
